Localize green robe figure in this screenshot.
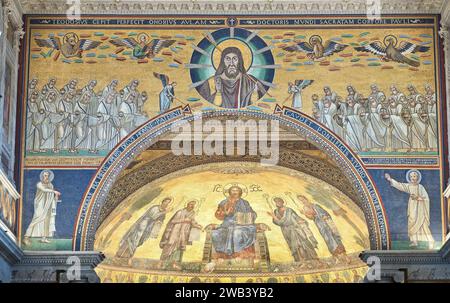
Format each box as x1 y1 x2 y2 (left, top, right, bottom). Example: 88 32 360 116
116 198 172 259
268 197 319 262
159 201 203 270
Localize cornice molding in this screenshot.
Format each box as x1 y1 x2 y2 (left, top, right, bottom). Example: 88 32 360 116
15 251 104 266
17 0 445 15
12 251 104 282
360 250 445 264
440 237 450 259
359 242 450 282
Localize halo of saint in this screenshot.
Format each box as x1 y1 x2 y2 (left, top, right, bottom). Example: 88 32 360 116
212 39 253 72
222 182 248 197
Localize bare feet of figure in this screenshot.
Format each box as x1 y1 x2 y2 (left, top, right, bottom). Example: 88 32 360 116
203 262 215 273
23 237 31 246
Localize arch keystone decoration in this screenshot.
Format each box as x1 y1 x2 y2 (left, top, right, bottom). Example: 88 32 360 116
73 106 390 251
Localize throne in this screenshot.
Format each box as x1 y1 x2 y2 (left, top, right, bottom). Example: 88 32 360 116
202 223 271 272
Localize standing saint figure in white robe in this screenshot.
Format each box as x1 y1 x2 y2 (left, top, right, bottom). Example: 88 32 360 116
369 84 385 104
412 108 438 152
40 91 59 151
344 108 383 152
28 78 39 98
322 86 337 104
55 92 75 151
288 80 313 111
26 91 45 152
385 170 434 249
97 93 120 150
118 93 139 139
318 99 338 133
377 108 410 152
69 92 89 153
288 82 302 110
424 84 437 114
387 97 399 115
389 85 405 102
23 170 61 245
159 83 176 113
100 80 119 105
122 80 140 103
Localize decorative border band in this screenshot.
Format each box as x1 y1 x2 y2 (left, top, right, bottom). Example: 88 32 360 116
72 106 390 251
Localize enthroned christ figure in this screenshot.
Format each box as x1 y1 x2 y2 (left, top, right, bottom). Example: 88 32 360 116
198 46 267 108
211 186 257 262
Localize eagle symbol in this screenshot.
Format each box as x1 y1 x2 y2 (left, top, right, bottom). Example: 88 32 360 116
282 35 348 60
109 33 176 59
354 35 430 67
34 32 102 58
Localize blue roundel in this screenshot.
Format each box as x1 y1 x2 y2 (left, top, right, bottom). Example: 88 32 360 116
189 28 275 103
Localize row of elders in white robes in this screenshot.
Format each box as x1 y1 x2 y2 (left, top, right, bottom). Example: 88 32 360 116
312 83 438 153
26 78 149 154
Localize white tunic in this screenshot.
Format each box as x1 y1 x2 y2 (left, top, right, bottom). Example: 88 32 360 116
390 179 434 244
25 181 59 238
